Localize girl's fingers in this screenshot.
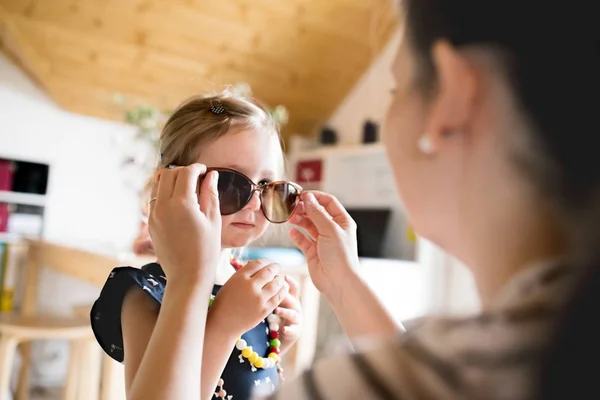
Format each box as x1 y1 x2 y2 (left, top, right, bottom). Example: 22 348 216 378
282 324 300 337
156 166 179 200
262 275 285 298
275 307 300 324
266 284 289 309
249 262 280 287
284 275 300 298
172 163 207 198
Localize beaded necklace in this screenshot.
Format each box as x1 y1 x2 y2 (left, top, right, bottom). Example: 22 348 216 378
209 256 284 399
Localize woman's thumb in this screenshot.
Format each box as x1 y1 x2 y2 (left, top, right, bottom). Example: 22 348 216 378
199 170 220 218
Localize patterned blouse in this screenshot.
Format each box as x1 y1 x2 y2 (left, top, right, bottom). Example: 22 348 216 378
259 261 575 400
91 262 279 400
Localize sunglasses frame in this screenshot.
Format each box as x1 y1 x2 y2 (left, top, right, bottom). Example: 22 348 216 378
201 167 303 223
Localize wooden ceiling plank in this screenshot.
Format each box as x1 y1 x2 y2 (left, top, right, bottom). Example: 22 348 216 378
10 11 366 99
9 12 366 85
8 0 391 78
0 4 53 85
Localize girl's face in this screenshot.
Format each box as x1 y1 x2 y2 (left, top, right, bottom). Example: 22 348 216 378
197 128 283 248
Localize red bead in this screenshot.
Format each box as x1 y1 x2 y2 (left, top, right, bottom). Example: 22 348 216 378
230 258 244 271
269 330 279 339
270 346 280 354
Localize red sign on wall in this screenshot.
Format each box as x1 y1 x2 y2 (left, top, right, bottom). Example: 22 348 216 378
295 160 323 187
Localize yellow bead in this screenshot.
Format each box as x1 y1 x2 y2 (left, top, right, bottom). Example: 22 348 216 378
248 352 259 363
253 358 265 368
241 346 253 358
268 352 279 362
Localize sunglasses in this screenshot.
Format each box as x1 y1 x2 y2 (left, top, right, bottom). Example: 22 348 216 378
199 167 303 224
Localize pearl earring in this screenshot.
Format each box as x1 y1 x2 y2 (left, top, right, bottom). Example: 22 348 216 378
417 135 435 154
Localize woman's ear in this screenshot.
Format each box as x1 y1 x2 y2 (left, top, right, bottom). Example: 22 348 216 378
423 40 479 148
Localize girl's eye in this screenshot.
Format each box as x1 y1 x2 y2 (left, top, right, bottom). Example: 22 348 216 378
258 179 271 186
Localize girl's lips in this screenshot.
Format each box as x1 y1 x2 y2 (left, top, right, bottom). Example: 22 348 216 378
231 222 255 229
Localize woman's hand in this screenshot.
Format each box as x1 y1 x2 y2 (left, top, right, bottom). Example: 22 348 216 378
148 164 221 287
288 191 359 300
274 276 303 354
209 259 289 335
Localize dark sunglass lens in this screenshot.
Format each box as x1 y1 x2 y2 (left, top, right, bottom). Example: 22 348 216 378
261 183 299 223
215 171 253 215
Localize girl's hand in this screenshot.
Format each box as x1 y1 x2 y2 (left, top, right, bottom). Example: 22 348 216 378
148 164 221 287
132 221 155 256
209 259 289 335
274 276 303 354
288 191 359 300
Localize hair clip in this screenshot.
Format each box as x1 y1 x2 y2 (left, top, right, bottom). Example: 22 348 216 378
209 100 226 115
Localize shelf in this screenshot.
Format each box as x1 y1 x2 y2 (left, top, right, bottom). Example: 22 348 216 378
0 191 47 207
0 232 23 243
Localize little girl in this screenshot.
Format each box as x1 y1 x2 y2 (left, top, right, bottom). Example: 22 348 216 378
91 92 304 400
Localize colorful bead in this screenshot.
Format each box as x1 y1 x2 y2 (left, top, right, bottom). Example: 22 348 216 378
263 357 275 369
223 260 283 377
218 389 227 397
248 352 259 363
253 358 264 368
241 346 253 358
218 378 224 386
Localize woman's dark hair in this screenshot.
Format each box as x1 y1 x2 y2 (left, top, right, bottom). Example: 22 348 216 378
401 0 598 398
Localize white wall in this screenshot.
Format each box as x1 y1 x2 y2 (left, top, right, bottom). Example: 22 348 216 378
0 53 143 385
327 31 401 144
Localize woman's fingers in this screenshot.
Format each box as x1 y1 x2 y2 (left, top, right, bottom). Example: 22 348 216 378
289 214 318 241
289 228 313 255
306 191 355 230
301 192 339 237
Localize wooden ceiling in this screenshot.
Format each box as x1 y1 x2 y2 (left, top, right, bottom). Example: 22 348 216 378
0 0 398 137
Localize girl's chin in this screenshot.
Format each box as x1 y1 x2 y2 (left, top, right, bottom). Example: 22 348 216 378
221 235 257 249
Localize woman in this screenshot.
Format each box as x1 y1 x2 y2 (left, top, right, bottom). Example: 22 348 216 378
137 0 597 399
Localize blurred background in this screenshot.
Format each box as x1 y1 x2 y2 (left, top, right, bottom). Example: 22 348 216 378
0 1 478 398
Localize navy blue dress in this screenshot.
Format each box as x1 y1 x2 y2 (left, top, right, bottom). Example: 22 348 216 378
90 262 279 400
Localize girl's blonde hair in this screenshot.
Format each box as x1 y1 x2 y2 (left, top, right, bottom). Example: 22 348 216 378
159 91 283 169
141 90 284 198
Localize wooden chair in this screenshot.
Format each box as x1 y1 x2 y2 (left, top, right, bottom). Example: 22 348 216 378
72 304 126 400
0 240 122 400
